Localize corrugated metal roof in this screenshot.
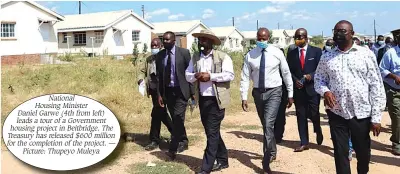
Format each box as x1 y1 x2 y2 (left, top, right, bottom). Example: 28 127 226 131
56 9 154 32
152 20 206 34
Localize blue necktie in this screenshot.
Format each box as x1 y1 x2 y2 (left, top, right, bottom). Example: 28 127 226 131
259 48 265 89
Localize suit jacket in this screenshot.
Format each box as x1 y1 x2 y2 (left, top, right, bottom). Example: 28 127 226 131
156 46 194 101
287 45 322 96
138 54 157 97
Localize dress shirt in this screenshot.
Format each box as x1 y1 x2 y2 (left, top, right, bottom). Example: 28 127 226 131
185 50 235 96
240 46 294 100
314 44 386 123
163 45 178 87
298 44 308 60
371 43 385 57
380 45 400 90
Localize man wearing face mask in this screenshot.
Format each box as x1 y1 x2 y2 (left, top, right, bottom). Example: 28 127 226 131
185 29 234 174
377 37 394 64
323 39 335 53
240 27 294 174
315 20 386 174
138 38 173 151
287 28 323 152
353 37 361 46
379 29 400 156
156 31 194 160
372 35 385 57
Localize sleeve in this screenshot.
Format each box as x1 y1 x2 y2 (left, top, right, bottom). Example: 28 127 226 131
138 56 149 80
379 50 393 78
310 48 323 80
185 58 197 83
366 51 386 123
314 55 331 96
279 51 294 98
240 53 251 101
210 54 235 82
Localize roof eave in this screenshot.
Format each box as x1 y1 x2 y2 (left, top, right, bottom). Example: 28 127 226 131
58 26 107 33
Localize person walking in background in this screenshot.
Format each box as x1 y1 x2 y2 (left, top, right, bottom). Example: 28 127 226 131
371 35 385 57
186 29 234 174
323 39 335 53
274 48 289 145
353 37 361 45
138 38 173 151
379 28 400 156
287 28 323 152
240 27 294 174
377 37 394 64
315 20 386 174
156 31 194 160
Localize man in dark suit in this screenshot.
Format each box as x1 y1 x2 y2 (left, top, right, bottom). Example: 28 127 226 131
156 31 194 159
287 28 323 152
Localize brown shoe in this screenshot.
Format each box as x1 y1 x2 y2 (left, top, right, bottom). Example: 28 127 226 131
294 145 309 152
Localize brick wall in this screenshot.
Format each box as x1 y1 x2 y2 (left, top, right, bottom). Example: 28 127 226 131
180 36 187 49
1 54 41 65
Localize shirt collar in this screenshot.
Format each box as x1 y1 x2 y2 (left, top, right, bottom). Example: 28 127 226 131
168 45 176 55
298 44 308 51
200 50 213 58
335 43 358 53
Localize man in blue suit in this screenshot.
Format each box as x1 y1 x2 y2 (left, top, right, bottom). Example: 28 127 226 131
287 28 323 152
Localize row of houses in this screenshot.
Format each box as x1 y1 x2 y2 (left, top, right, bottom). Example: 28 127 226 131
0 1 299 65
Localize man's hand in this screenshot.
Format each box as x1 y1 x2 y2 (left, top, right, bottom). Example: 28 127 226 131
305 74 312 81
195 72 202 79
242 100 249 112
199 72 211 82
287 98 294 108
371 123 381 136
395 76 400 85
158 96 165 108
324 91 336 108
137 79 143 85
296 80 304 89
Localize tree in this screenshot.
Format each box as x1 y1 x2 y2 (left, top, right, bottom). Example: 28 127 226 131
310 35 324 45
132 43 139 66
190 41 199 55
142 43 148 53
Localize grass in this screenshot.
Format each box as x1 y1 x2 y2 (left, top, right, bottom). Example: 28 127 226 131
127 161 191 174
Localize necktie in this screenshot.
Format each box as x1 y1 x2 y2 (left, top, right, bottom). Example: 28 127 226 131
300 48 305 70
165 50 172 87
259 48 265 89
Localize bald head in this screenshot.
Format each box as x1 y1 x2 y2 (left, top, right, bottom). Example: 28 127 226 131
257 28 270 42
333 20 354 47
151 38 162 49
295 28 308 37
326 39 335 46
335 20 354 31
294 28 308 47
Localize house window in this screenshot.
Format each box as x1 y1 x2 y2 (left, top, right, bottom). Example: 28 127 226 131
62 33 67 43
95 31 104 43
74 32 86 45
132 30 140 42
1 23 16 38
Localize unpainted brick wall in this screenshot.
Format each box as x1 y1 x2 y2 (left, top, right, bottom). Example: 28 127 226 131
1 54 40 65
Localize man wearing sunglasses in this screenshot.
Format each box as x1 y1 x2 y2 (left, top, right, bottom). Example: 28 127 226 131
379 28 400 156
314 20 386 174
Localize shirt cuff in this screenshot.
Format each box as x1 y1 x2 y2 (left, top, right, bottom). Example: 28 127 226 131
371 115 381 124
288 91 293 98
318 87 331 96
210 73 218 81
381 70 392 78
241 93 248 101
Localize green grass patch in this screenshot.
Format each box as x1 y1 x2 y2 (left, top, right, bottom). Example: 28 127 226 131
127 161 191 174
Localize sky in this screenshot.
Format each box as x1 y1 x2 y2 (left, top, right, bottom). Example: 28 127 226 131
37 1 399 36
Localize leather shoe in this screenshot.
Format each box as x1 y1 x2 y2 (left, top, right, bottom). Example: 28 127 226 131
270 156 276 163
263 167 272 174
196 171 209 174
144 141 159 151
211 163 229 171
294 145 309 152
316 131 323 145
177 142 188 153
165 151 176 160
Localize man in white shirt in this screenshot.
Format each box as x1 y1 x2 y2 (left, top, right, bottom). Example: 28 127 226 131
186 29 234 174
240 27 294 174
314 20 386 174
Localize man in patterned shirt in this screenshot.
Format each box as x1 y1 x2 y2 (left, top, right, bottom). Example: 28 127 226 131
314 20 386 174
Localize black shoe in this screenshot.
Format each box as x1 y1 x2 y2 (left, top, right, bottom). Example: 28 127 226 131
316 131 323 145
211 163 229 171
144 141 159 151
270 156 276 163
165 151 176 160
263 167 272 174
196 171 209 174
276 138 282 144
177 142 188 153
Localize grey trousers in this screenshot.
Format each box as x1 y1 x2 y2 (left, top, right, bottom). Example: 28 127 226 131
252 86 282 171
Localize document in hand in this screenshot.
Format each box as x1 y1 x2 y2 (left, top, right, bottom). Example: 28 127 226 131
138 81 145 96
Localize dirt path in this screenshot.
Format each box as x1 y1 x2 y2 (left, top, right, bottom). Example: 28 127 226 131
2 106 400 174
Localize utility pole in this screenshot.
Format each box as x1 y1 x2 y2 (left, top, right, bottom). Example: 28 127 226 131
79 1 81 14
141 5 144 19
257 20 259 30
374 19 377 42
278 22 280 29
322 31 324 38
232 17 234 26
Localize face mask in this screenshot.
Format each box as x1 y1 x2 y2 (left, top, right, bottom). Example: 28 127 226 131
256 41 268 49
151 48 159 55
325 46 332 51
333 33 347 45
163 42 174 50
378 41 385 45
295 39 306 47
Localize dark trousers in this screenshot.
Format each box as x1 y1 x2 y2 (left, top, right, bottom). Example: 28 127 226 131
165 87 189 152
274 84 288 144
199 96 228 173
149 89 173 143
294 89 322 145
252 86 282 171
327 110 371 174
385 84 400 151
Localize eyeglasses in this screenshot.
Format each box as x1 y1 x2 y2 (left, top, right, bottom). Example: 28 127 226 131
332 29 353 34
